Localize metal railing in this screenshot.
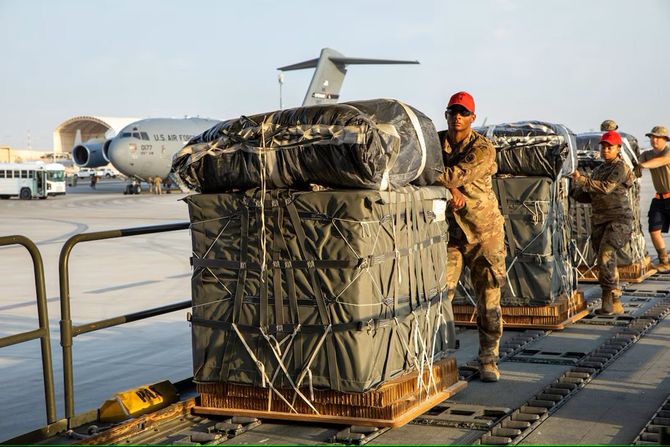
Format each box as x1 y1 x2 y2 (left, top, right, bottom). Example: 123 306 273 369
0 235 57 425
58 222 191 422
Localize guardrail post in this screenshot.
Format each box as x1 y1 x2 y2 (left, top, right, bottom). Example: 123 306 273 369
59 234 77 422
58 222 190 422
0 235 57 425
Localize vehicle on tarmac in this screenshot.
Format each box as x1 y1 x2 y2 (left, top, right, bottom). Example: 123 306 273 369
44 163 66 196
95 167 118 178
75 167 101 179
0 162 50 199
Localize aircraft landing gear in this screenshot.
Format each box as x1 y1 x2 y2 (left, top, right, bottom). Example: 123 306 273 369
123 179 142 195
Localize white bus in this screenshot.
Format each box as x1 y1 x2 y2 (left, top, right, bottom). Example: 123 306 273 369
44 163 66 196
0 163 48 200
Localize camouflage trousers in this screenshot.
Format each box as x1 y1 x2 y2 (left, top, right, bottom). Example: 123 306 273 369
592 221 632 293
446 233 506 364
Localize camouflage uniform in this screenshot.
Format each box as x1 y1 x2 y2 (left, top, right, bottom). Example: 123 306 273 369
438 130 506 364
571 157 634 296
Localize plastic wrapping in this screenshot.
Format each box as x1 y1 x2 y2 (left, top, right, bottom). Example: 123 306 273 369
173 99 444 193
186 186 455 393
475 121 577 179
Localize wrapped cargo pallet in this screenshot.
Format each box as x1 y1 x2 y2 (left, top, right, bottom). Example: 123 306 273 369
457 176 574 306
478 121 578 179
186 186 462 425
172 99 444 192
454 122 585 328
571 132 654 282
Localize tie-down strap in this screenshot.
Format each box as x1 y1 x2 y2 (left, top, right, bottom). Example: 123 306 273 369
191 234 445 271
189 292 446 335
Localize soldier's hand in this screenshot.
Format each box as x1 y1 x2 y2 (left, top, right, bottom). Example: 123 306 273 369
449 188 465 210
633 164 642 178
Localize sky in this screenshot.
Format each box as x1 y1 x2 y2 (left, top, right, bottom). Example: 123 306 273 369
0 0 668 150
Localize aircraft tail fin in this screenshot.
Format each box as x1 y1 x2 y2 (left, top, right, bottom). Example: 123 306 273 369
278 48 419 107
277 58 320 71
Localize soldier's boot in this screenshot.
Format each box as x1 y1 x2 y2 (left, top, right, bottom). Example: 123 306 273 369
480 362 500 382
611 297 625 315
595 292 614 315
596 290 624 315
610 289 625 315
654 258 670 273
654 249 670 272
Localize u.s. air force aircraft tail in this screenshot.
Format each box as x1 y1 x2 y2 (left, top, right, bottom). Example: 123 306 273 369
279 47 418 106
91 48 418 192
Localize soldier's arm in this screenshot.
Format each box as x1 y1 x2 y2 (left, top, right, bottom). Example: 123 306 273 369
573 163 627 194
438 143 495 188
640 153 670 168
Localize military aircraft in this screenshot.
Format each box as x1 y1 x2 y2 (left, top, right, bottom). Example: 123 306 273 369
76 48 419 194
105 118 219 194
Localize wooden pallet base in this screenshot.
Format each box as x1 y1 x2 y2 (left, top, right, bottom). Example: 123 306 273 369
577 256 657 284
193 357 462 427
453 290 587 330
193 380 467 428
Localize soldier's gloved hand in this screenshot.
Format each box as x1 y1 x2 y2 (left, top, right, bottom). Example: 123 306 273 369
633 164 642 178
449 188 465 210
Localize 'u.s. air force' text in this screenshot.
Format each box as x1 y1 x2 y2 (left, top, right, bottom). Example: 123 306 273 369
153 134 193 142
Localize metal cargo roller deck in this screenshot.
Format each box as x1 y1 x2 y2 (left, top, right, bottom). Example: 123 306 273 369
9 276 670 445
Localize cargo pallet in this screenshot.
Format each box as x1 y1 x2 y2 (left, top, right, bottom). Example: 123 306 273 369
193 357 466 428
577 256 657 284
452 290 587 330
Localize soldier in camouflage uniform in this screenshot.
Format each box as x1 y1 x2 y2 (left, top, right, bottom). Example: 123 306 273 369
570 130 634 315
437 91 506 382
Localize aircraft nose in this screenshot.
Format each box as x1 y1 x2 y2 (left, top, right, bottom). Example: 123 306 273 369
107 139 134 177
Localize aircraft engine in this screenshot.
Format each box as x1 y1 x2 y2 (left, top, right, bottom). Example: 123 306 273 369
102 139 112 162
72 138 111 167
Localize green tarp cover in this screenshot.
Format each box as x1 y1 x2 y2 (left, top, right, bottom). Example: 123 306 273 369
186 186 455 393
456 176 574 306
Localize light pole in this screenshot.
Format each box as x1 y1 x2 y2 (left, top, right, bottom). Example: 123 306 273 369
278 71 285 110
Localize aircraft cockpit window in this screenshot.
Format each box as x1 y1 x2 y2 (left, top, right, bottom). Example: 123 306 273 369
121 132 131 138
132 132 141 139
140 132 150 141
